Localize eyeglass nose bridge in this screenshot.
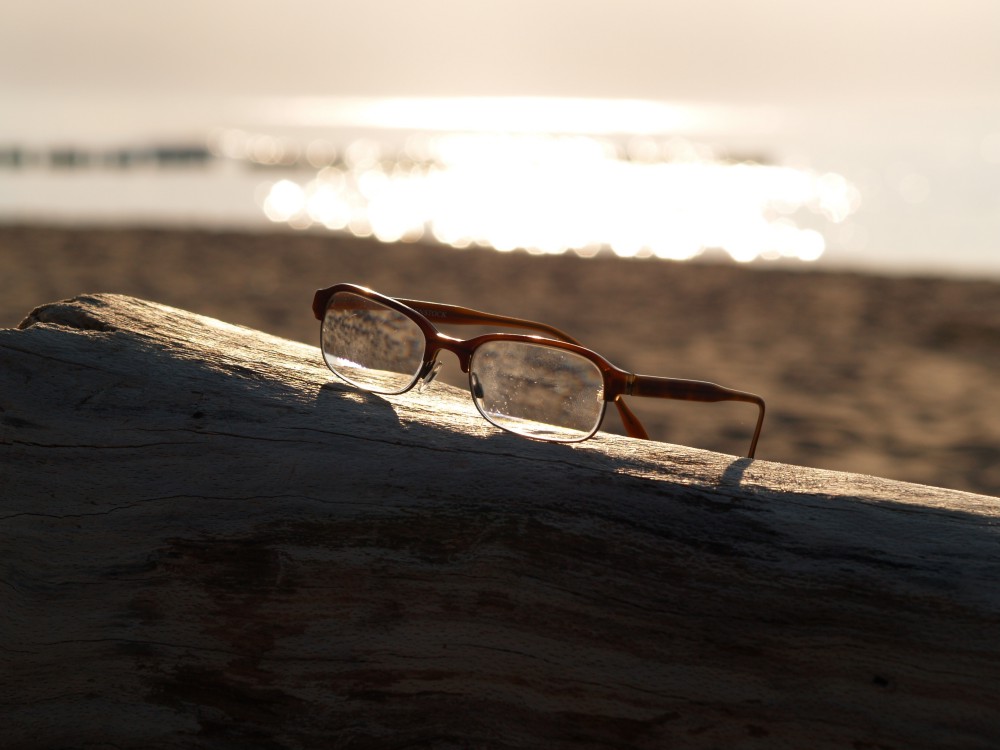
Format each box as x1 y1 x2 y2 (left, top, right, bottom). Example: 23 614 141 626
424 333 476 375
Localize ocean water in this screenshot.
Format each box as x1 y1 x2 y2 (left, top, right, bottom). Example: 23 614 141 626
1 95 997 278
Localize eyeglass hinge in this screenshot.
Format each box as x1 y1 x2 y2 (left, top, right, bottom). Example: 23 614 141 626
625 372 637 396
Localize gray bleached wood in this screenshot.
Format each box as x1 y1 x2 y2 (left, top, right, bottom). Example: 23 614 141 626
1 293 999 749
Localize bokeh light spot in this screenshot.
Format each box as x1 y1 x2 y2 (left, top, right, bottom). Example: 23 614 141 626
255 128 860 266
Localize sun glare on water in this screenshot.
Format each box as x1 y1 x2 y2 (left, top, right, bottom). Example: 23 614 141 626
225 98 861 264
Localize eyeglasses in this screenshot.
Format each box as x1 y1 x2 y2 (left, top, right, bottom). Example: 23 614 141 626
312 283 765 458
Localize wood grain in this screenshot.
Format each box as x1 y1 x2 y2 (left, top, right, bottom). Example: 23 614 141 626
2 294 999 749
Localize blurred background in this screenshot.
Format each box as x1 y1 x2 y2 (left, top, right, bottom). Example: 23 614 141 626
1 1 998 494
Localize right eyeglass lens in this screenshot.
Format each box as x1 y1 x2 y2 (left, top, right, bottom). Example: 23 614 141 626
322 291 426 394
469 340 606 442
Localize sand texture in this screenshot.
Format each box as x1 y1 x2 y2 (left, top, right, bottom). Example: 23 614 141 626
3 224 998 496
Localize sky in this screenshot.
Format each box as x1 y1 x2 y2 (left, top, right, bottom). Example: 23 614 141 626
4 0 998 107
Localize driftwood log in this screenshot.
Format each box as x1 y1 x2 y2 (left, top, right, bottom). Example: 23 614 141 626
2 293 999 749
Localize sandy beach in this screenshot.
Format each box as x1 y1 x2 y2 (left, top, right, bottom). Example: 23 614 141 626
3 223 998 496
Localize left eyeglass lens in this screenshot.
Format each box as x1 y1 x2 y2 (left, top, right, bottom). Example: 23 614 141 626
322 292 426 394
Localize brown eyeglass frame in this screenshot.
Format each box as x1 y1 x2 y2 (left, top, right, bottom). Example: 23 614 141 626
313 283 765 458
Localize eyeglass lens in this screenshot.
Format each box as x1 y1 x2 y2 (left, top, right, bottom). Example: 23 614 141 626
321 292 607 441
470 340 606 441
322 292 425 394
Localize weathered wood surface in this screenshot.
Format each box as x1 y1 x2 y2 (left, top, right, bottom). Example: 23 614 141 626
1 293 999 749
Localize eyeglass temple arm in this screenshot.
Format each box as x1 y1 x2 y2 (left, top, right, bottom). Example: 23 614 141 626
397 298 650 440
628 375 766 459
